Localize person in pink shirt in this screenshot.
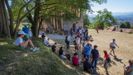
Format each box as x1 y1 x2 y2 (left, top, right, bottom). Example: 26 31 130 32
72 53 79 66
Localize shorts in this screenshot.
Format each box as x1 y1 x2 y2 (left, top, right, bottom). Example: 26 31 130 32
106 58 111 63
110 46 116 50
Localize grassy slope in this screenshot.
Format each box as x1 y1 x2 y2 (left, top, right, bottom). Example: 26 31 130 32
0 39 79 75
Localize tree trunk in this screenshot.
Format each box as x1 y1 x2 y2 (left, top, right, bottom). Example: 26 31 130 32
55 17 59 31
0 0 11 38
52 17 56 31
31 0 41 37
60 17 63 30
5 0 14 36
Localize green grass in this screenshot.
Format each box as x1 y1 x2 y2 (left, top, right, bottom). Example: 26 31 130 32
0 38 79 75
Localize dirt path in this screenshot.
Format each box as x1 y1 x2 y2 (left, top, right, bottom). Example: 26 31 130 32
89 29 133 75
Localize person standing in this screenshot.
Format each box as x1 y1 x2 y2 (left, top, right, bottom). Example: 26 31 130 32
103 50 111 68
76 36 81 50
91 45 99 72
65 35 71 49
109 39 119 57
95 27 99 33
83 42 92 60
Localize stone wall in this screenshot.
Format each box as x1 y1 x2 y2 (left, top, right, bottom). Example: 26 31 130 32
41 16 83 31
63 16 83 31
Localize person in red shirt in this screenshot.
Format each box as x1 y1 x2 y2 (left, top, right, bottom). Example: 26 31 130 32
103 50 111 68
72 53 79 66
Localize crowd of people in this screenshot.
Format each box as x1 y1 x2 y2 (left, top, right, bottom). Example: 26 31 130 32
49 23 133 74
14 24 133 75
47 24 108 73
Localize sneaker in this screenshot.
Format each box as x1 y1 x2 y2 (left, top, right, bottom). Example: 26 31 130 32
31 47 39 52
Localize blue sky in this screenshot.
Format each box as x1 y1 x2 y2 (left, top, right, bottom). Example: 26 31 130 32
91 0 133 13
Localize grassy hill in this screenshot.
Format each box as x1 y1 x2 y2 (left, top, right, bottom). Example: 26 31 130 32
0 39 79 75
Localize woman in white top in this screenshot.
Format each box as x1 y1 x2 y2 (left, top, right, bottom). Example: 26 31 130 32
76 36 81 50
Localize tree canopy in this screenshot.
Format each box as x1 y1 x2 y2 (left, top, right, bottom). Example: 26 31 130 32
92 9 116 29
0 0 107 38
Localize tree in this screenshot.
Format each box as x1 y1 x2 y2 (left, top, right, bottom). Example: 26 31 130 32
93 9 116 29
83 14 90 28
0 0 12 37
125 22 131 28
120 21 131 28
20 0 107 37
0 0 107 38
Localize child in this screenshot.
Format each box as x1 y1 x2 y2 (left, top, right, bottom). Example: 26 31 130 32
103 50 111 68
72 53 79 66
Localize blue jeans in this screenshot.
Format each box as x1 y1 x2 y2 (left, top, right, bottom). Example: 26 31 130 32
92 58 98 70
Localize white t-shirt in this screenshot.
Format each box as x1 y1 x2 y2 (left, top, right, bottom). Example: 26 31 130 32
110 42 116 47
79 29 82 34
14 37 24 46
44 38 49 46
76 37 81 45
67 35 71 42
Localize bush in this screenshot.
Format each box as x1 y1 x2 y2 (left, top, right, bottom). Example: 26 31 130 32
120 22 131 28
120 23 126 28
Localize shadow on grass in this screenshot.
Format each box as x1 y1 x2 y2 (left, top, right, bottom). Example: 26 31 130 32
0 38 81 75
114 56 124 64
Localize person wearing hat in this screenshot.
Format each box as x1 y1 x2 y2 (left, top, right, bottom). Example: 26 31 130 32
14 31 39 51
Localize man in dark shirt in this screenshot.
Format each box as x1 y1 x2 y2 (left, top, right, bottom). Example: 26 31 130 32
91 45 99 72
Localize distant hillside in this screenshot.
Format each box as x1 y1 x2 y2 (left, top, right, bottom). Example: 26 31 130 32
113 12 133 24
89 12 133 25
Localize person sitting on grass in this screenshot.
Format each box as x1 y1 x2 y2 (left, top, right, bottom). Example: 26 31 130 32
14 31 39 51
51 43 57 53
41 33 46 42
124 60 133 75
44 38 51 47
72 53 79 66
59 47 67 60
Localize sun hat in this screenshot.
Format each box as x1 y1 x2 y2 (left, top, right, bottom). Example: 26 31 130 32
18 31 26 35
